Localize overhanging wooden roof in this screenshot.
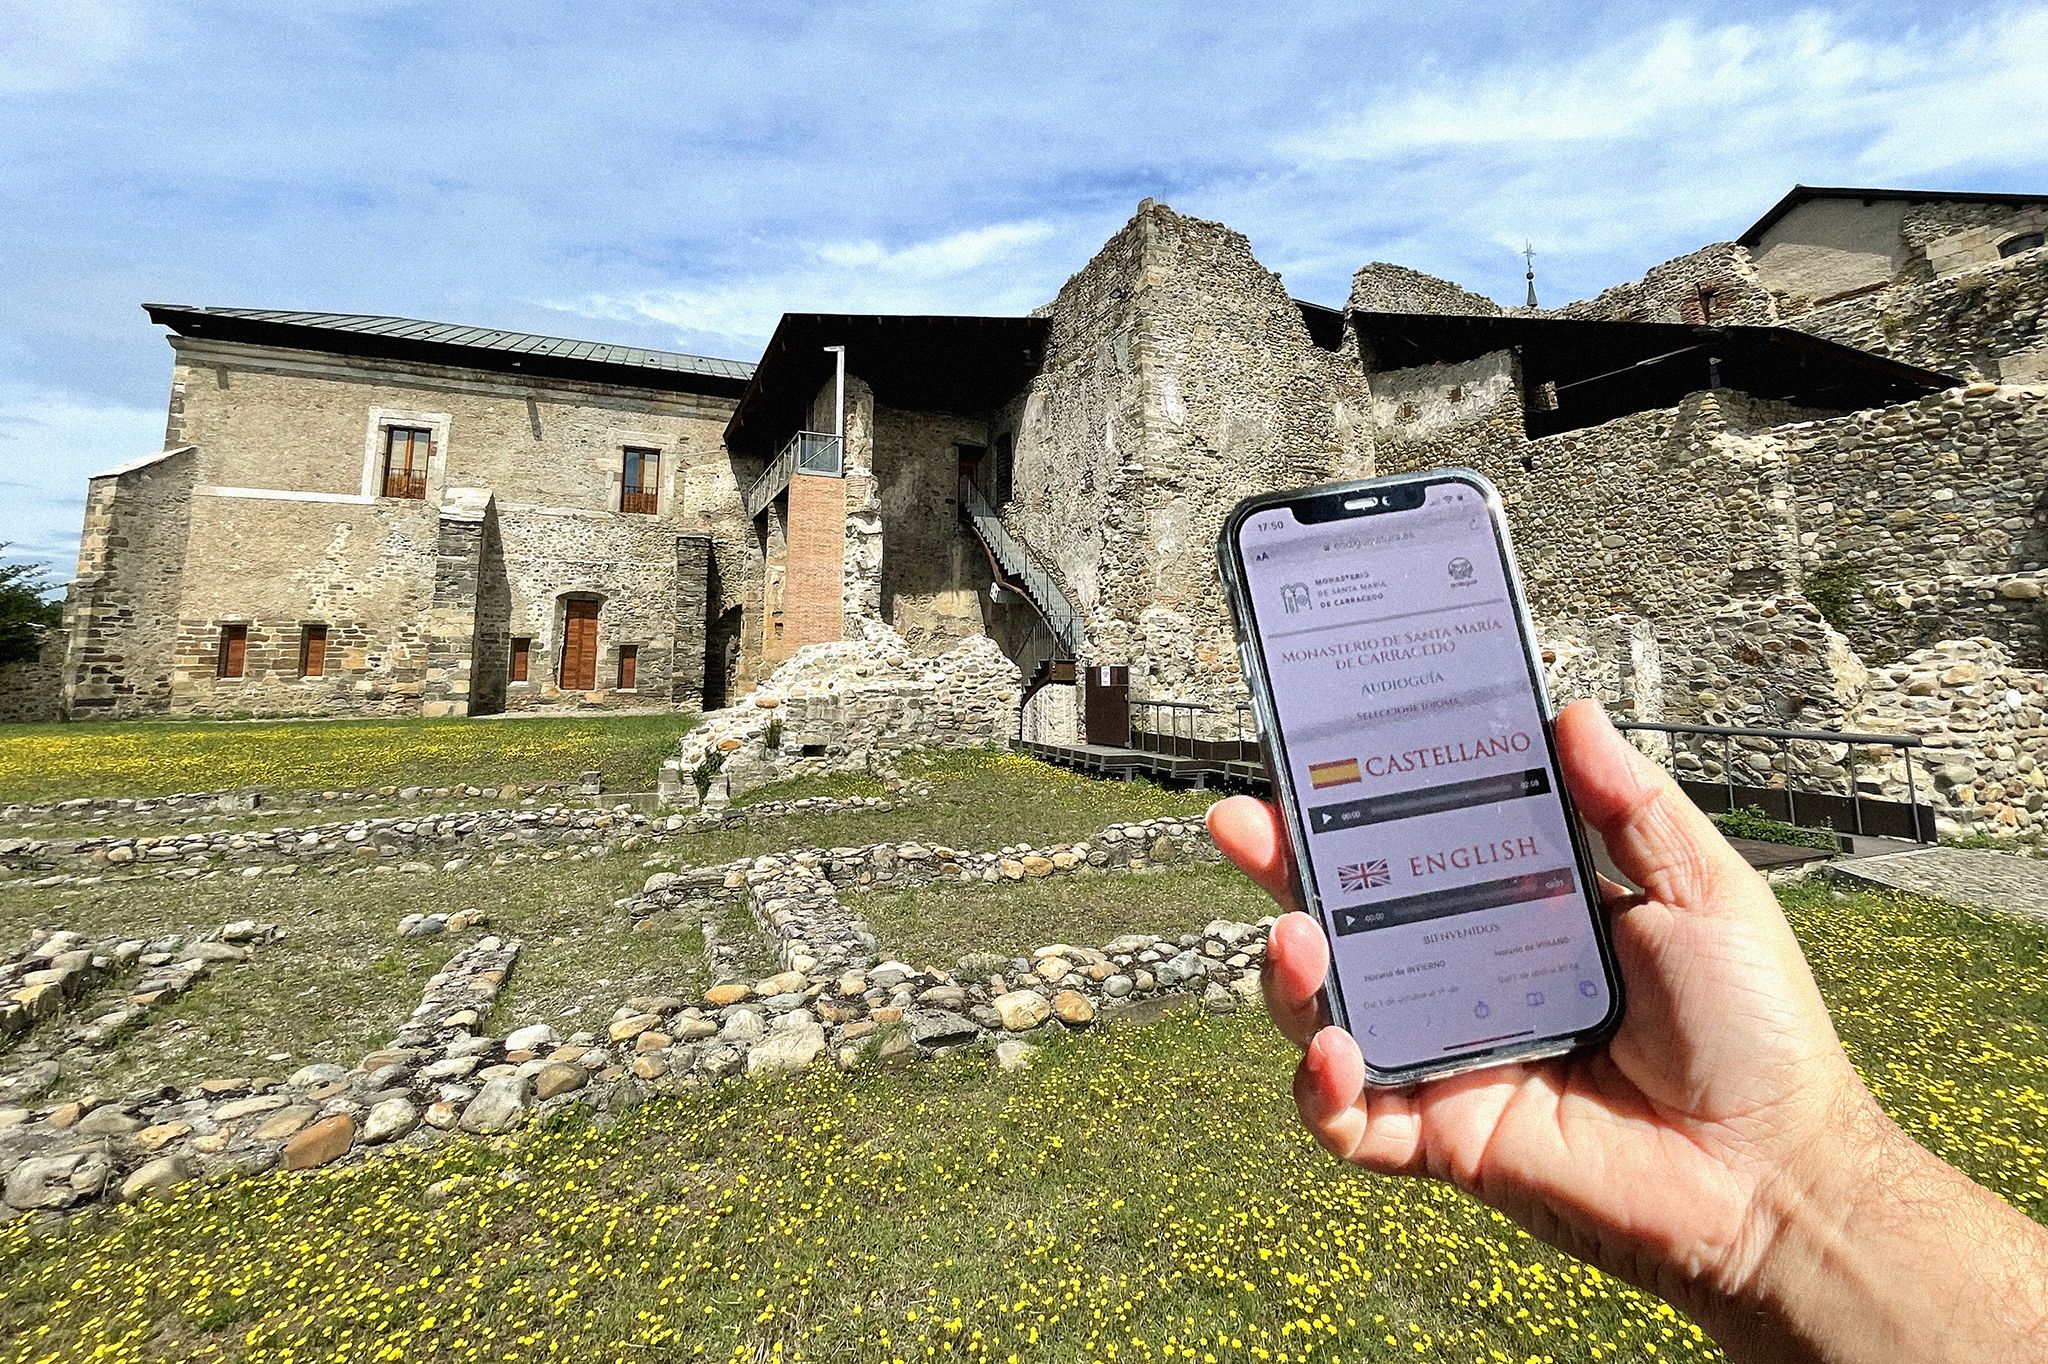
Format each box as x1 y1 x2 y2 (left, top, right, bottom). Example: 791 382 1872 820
1354 311 1959 436
724 313 1048 456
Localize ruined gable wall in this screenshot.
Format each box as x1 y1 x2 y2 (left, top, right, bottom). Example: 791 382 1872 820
1007 203 1373 720
1348 263 1502 316
1556 243 1776 325
0 630 65 723
1746 198 1910 304
62 447 199 717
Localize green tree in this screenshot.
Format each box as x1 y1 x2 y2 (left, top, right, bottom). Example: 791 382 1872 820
0 548 62 666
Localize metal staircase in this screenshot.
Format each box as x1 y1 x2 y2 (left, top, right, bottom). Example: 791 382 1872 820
958 480 1087 695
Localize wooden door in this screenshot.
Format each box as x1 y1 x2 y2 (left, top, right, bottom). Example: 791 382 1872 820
1083 664 1129 747
559 600 598 690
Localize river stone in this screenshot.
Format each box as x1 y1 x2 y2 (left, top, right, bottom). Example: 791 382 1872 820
74 1106 144 1136
718 1008 766 1045
754 970 807 998
991 990 1051 1031
995 1041 1039 1072
5 1151 111 1209
282 1114 356 1170
905 1009 979 1048
120 1154 200 1202
1050 990 1095 1026
253 1105 319 1141
213 1093 291 1122
504 1024 558 1053
532 1063 588 1100
746 1016 826 1076
362 1097 419 1144
703 983 752 1007
459 1075 532 1134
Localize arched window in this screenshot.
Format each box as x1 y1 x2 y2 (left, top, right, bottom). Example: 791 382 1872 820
1999 231 2045 259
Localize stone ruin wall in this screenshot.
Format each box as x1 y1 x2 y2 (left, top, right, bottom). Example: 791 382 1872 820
1774 384 2048 665
1348 263 1503 316
0 631 65 724
1554 242 1778 326
663 623 1021 807
1002 202 1373 735
62 447 200 717
1788 246 2048 383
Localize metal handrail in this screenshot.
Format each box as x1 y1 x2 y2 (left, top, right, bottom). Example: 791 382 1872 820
958 480 1087 658
743 430 843 519
1615 718 1931 842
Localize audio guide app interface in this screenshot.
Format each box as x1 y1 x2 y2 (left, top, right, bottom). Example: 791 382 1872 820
1237 483 1612 1070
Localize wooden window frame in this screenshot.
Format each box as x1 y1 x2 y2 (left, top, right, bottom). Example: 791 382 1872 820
217 623 248 679
299 623 328 678
381 425 433 499
616 643 639 691
620 446 660 515
509 637 532 685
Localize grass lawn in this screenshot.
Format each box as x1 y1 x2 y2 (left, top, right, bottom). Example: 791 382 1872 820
672 748 1216 868
0 712 695 805
0 854 703 1100
849 861 1268 969
2 883 2042 1363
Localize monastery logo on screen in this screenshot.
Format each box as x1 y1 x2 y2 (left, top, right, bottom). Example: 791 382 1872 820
1338 859 1392 891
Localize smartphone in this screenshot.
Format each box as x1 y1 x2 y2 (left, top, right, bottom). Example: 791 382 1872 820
1218 468 1623 1086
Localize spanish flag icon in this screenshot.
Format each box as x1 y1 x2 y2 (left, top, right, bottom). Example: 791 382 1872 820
1308 757 1362 789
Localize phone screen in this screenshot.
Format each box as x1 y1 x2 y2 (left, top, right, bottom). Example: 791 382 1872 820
1230 473 1618 1077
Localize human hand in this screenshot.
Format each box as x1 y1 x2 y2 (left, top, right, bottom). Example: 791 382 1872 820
1207 699 1891 1353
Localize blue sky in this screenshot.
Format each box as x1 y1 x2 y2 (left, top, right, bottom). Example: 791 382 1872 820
5 0 2046 585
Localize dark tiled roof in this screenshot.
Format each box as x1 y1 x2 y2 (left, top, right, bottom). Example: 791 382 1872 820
144 304 755 396
1737 185 2048 247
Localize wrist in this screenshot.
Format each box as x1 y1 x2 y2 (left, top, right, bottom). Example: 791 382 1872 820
1689 1083 1915 1363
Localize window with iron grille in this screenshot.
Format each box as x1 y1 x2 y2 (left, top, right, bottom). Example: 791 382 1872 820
382 426 432 499
621 447 660 514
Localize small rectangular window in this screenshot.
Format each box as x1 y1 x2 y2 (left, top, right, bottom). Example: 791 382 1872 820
217 623 248 679
616 644 638 690
382 426 433 499
299 623 328 677
621 447 660 514
510 637 531 684
992 433 1015 506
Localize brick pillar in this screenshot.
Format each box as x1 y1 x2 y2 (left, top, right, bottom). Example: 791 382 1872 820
672 532 712 707
783 473 847 652
420 489 492 718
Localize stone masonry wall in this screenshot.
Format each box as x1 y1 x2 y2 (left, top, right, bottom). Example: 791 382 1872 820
1787 246 2048 381
62 447 199 717
871 404 995 653
1006 201 1373 729
1775 383 2048 664
1557 243 1777 326
1347 263 1503 316
0 631 64 724
664 623 1021 807
70 340 751 718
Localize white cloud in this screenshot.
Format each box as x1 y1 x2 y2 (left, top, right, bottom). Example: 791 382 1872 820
563 219 1070 353
0 384 165 585
0 0 144 96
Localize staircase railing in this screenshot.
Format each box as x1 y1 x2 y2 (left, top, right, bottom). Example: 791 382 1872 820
743 430 843 520
958 480 1087 659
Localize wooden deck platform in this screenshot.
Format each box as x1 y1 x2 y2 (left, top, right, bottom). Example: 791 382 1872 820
1021 739 1842 875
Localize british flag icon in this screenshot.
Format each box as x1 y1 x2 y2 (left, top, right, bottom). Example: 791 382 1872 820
1338 859 1391 891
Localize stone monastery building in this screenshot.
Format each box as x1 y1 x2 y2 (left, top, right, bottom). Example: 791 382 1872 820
47 185 2048 831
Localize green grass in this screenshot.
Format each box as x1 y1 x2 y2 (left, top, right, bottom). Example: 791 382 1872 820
849 861 1267 969
0 712 695 804
5 882 2041 1364
673 748 1215 868
0 853 704 1100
